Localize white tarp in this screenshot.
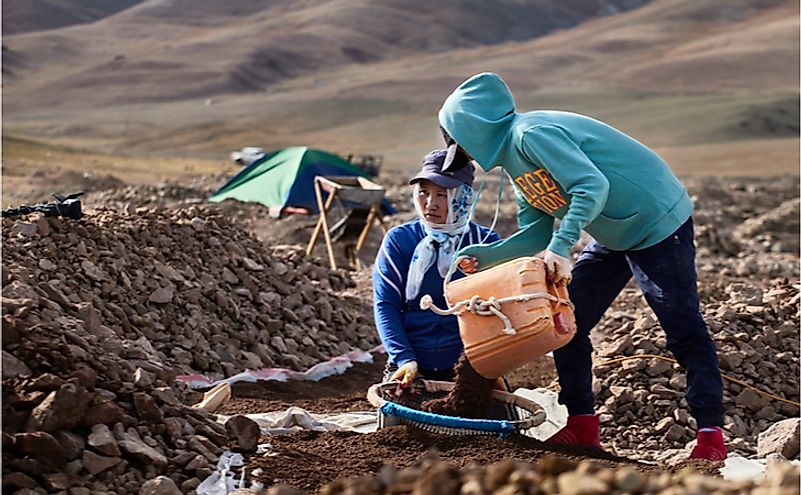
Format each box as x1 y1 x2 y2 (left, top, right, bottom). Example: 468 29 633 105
177 347 382 389
217 406 378 435
196 451 246 495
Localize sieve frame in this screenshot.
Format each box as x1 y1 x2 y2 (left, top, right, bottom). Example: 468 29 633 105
367 379 546 432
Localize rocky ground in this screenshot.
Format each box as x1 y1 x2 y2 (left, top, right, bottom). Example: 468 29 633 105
243 436 799 495
2 171 799 494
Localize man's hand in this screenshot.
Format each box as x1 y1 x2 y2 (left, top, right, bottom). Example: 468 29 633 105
458 256 479 274
543 250 572 285
389 361 418 396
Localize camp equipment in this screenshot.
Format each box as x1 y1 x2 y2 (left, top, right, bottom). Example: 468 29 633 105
368 379 546 436
1 192 85 219
422 256 576 379
209 146 395 217
306 176 389 270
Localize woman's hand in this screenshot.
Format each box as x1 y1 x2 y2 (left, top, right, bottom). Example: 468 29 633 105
458 256 479 273
389 361 418 396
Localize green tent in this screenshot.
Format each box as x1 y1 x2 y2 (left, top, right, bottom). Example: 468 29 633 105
209 146 395 216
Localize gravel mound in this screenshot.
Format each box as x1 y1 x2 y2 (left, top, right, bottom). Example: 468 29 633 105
2 206 377 493
3 207 376 377
591 278 799 461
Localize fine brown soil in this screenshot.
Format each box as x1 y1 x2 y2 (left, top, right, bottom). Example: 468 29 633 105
248 426 628 492
247 426 724 492
214 358 386 415
422 355 499 418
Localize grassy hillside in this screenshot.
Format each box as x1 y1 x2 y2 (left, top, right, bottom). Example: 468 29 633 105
2 0 143 35
1 0 798 179
5 91 797 178
2 0 648 109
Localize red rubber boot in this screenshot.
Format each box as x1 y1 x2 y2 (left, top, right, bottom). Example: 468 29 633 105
690 427 728 461
546 415 602 448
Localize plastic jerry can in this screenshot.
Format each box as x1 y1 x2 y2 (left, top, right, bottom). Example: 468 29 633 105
445 257 576 379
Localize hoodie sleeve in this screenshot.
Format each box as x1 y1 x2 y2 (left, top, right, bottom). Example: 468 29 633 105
522 126 609 257
372 229 416 367
456 191 554 270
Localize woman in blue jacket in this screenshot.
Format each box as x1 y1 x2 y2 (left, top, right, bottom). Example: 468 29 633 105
372 149 498 388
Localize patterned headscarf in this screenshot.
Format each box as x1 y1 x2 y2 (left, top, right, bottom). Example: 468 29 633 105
405 183 474 302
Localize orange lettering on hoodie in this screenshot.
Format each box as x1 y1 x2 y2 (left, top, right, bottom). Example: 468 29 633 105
513 169 567 214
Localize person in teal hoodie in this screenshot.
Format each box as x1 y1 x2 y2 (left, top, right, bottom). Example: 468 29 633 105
437 72 726 460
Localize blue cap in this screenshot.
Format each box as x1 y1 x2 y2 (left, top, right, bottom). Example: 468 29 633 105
409 149 474 189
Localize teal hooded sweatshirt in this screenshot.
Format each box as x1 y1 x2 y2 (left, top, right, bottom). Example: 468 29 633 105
438 72 693 268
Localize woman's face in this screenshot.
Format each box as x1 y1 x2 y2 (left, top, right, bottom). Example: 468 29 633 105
416 179 449 224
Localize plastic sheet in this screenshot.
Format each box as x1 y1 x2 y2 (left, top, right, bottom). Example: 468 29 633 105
196 451 245 495
177 346 382 389
217 406 378 435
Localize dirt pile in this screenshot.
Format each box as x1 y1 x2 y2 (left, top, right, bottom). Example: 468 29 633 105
422 355 498 419
2 207 376 377
90 181 215 210
689 177 800 257
3 365 229 493
87 179 398 269
317 455 800 495
1 207 377 493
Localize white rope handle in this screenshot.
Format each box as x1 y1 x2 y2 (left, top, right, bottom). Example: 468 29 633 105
421 290 573 336
421 255 574 336
421 293 515 334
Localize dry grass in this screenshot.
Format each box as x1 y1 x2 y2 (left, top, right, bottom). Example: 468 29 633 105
1 134 227 204
2 135 223 180
656 137 800 177
2 0 798 182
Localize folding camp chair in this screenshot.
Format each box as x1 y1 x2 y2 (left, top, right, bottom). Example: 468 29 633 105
306 176 389 270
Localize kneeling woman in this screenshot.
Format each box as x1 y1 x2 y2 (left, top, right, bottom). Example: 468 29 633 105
372 149 498 387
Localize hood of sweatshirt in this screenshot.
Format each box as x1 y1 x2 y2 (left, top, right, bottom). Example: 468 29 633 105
438 73 516 172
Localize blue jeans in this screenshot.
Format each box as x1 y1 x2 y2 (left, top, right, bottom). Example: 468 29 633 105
554 217 724 428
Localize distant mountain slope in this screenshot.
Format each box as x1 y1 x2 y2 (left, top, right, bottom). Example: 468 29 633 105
297 0 799 99
1 45 26 78
2 0 143 35
2 0 650 108
2 0 796 168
